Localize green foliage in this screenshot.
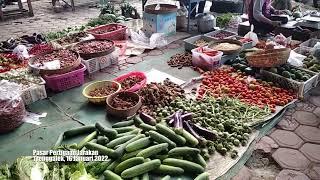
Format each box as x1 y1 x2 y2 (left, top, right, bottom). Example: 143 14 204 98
216 13 234 28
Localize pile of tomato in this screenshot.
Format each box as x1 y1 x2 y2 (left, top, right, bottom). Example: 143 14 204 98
198 68 296 112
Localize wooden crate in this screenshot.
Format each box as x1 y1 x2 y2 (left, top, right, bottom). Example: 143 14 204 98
260 66 319 99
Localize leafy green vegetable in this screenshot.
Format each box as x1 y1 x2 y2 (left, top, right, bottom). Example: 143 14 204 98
69 162 96 180
216 13 233 28
0 163 11 179
11 156 49 180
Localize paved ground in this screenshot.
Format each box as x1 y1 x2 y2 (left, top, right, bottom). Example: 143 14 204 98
233 89 320 180
0 0 180 41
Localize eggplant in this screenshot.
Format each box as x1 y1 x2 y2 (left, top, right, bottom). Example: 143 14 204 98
181 113 193 121
139 112 157 126
168 118 175 125
191 122 217 141
173 112 183 134
183 121 207 145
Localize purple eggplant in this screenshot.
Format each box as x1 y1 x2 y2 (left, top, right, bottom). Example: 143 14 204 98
173 112 184 134
139 112 157 126
181 113 193 121
183 121 207 145
191 122 217 141
168 118 175 125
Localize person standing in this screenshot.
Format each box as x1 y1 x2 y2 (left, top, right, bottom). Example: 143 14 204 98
190 0 206 18
248 0 285 34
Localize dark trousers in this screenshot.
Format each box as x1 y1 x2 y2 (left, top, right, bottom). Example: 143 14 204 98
190 1 206 17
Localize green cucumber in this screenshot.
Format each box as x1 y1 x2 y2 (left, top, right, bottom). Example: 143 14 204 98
64 126 95 138
121 159 161 178
114 126 137 133
121 150 142 161
152 164 184 175
163 158 204 174
77 131 97 149
181 129 199 147
161 175 171 180
103 170 123 180
168 147 200 157
112 119 134 128
126 137 151 152
114 157 144 174
116 129 140 138
140 123 157 131
134 115 144 125
107 159 121 171
95 122 117 139
114 134 146 158
107 135 136 148
97 136 109 145
141 173 149 180
156 124 186 145
149 131 176 149
132 177 139 180
84 142 116 158
136 143 168 158
153 154 168 161
195 154 207 167
195 172 209 180
53 132 64 149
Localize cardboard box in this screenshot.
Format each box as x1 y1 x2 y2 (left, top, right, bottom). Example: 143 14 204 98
142 11 176 36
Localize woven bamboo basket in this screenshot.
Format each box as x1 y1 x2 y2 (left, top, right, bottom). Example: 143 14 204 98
246 48 291 68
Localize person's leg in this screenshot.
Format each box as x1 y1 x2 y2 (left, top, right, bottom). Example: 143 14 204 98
198 0 206 13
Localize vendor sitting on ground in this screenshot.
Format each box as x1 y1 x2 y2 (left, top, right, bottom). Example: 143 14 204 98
248 0 288 34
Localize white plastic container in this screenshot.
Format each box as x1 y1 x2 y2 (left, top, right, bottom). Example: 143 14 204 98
191 46 223 71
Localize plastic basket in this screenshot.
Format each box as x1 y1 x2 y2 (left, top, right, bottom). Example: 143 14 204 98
43 63 86 92
191 46 223 71
82 48 119 74
21 77 47 105
87 23 128 40
114 71 147 92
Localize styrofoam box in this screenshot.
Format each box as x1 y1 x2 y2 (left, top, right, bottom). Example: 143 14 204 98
142 11 176 36
82 48 119 74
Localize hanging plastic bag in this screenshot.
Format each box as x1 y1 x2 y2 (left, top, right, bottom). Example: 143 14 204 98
244 25 258 46
13 45 29 59
0 80 25 133
312 42 320 60
288 50 305 67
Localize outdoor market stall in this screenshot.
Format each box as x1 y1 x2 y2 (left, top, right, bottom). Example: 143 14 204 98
0 2 320 180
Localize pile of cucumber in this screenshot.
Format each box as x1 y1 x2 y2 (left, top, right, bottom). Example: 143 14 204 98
57 118 211 180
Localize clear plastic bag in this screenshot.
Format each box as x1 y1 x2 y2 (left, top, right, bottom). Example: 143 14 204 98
288 50 305 67
0 80 25 133
191 47 223 71
244 25 259 46
312 42 320 59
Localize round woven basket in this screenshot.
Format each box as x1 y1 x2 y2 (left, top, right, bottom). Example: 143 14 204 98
0 99 25 133
29 50 81 75
72 39 115 60
246 48 291 68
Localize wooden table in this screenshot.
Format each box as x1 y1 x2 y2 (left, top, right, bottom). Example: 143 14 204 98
0 0 33 21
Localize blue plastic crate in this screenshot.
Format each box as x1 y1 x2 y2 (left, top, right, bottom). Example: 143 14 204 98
142 11 176 36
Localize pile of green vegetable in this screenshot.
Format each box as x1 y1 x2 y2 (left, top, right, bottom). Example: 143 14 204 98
156 96 270 157
53 120 210 180
267 64 314 82
302 55 320 72
0 157 95 180
216 13 233 28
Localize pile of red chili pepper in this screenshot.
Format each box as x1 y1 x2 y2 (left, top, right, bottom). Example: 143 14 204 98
196 47 219 57
29 44 54 56
0 53 26 73
198 68 296 112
